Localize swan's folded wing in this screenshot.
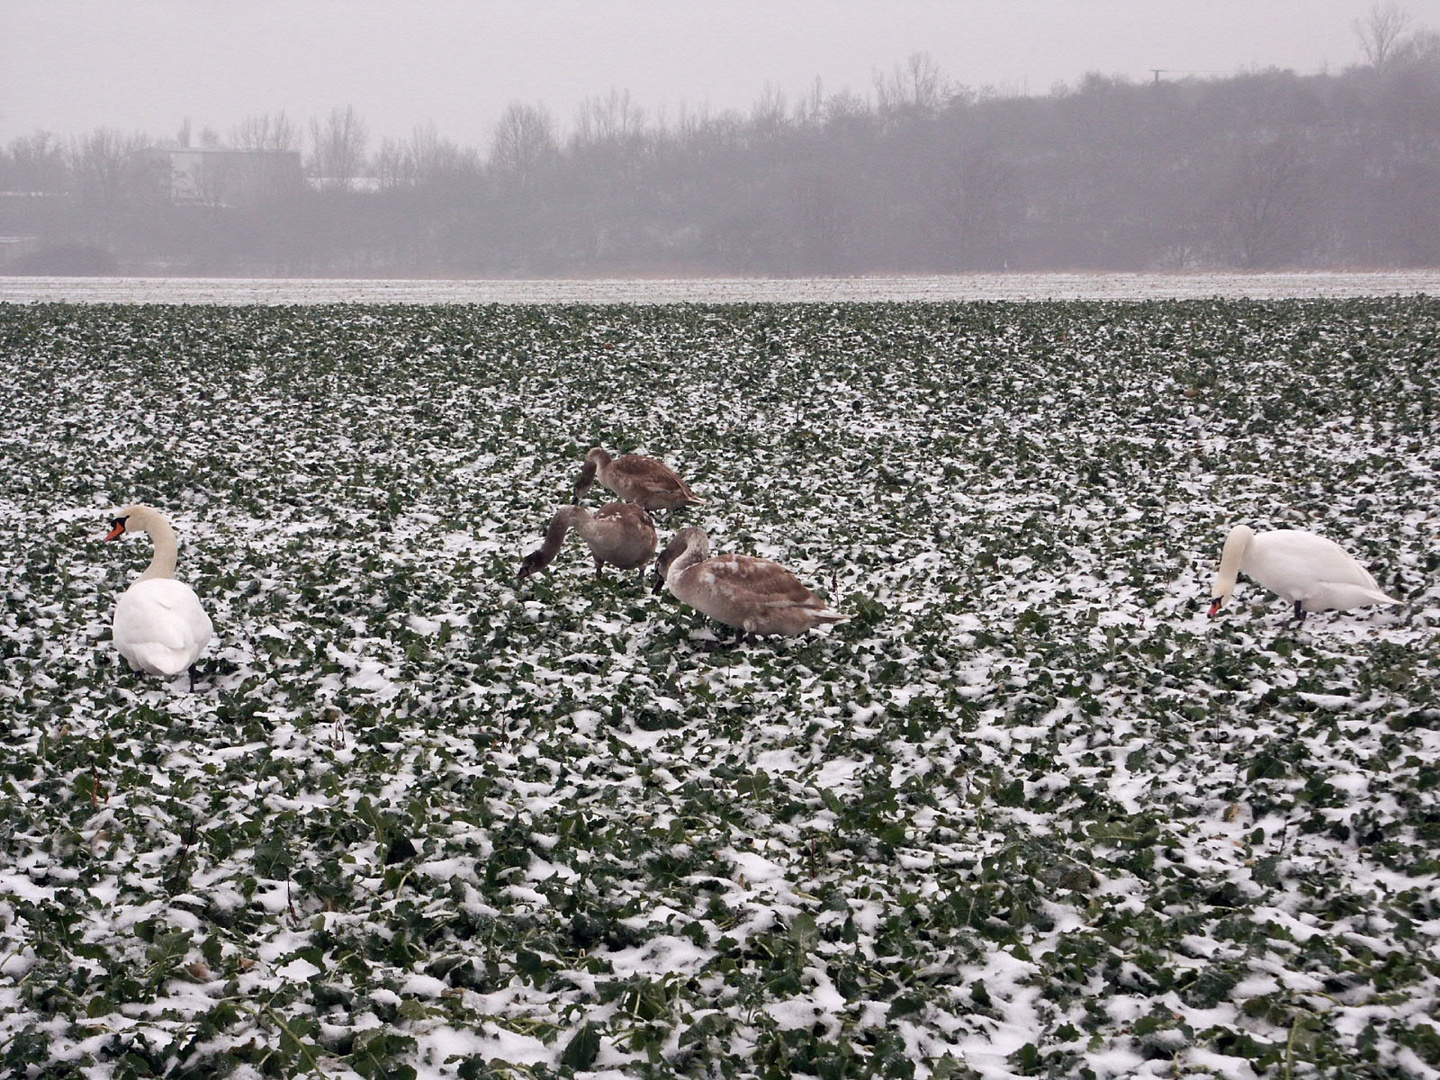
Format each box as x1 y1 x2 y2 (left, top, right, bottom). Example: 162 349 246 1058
708 556 824 609
613 460 678 492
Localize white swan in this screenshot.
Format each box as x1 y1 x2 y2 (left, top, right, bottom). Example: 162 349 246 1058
106 504 213 686
519 502 658 580
573 447 703 512
1209 525 1400 622
654 526 849 638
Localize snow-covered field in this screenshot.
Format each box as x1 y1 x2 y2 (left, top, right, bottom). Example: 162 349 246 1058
2 269 1440 305
0 296 1436 1079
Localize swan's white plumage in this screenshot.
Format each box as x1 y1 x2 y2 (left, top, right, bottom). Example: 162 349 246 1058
113 578 213 676
107 504 213 680
1209 525 1399 619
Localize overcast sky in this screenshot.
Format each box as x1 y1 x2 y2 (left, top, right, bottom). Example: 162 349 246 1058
0 0 1415 151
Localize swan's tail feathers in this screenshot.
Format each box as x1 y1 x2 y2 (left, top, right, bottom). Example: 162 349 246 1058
1327 582 1404 608
1305 581 1405 612
123 643 196 678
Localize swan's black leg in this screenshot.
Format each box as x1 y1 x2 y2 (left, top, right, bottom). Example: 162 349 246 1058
1292 600 1306 623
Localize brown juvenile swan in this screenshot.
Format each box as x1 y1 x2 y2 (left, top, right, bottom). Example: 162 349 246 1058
519 502 658 580
653 527 848 638
573 447 702 512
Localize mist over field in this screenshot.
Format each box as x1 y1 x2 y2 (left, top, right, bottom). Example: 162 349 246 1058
3 2 1439 280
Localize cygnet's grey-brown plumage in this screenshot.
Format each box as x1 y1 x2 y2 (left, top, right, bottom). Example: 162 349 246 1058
573 447 702 512
519 502 658 580
653 526 848 637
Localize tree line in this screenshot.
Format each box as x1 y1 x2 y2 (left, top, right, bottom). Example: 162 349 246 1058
3 31 1439 277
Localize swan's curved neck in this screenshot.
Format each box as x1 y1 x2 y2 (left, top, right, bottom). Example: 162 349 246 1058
665 533 709 581
138 517 179 581
574 454 606 502
540 506 585 557
1212 526 1252 598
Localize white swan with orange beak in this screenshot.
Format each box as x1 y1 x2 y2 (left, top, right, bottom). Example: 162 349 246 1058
1209 525 1400 623
106 505 213 686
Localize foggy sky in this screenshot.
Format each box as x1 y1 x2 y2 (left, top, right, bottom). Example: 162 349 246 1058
0 0 1399 149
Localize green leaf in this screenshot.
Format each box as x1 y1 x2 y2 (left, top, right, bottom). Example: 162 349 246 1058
560 1021 602 1071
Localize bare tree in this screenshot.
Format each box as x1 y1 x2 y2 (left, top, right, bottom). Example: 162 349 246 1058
1221 135 1312 268
875 52 952 118
1393 26 1440 65
820 87 873 133
9 52 1440 277
1354 3 1413 67
233 112 300 153
750 84 791 140
790 171 852 272
4 131 68 192
795 77 827 128
572 88 647 148
308 106 369 191
931 144 1018 270
377 123 478 188
200 113 304 207
561 91 655 265
68 128 154 209
489 102 557 189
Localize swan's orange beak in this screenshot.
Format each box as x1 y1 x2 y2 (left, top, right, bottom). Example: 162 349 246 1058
1207 598 1223 618
104 519 127 542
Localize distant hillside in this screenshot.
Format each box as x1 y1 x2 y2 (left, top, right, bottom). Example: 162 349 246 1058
3 54 1439 277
